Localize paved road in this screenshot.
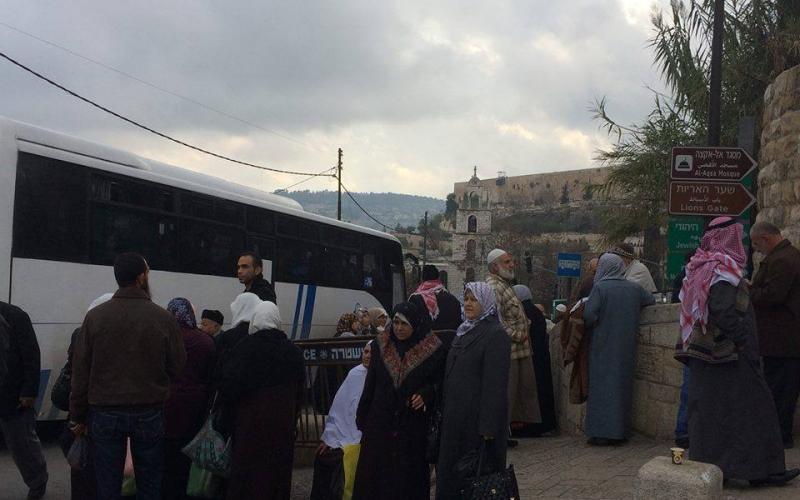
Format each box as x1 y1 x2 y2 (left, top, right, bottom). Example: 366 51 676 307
1 434 799 499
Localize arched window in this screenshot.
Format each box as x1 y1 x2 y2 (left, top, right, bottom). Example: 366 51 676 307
467 215 477 233
465 267 476 282
466 239 476 261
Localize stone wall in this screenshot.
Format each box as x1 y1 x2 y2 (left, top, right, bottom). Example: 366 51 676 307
758 64 800 246
550 304 685 439
551 303 800 439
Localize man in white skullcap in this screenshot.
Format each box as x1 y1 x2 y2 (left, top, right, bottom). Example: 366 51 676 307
485 249 540 446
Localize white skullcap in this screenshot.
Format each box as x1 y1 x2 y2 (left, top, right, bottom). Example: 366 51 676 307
487 248 507 265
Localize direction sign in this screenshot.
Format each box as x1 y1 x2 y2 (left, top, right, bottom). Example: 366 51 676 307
671 147 756 182
557 253 582 278
669 181 756 217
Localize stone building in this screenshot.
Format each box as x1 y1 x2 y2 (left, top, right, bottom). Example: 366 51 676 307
453 166 611 213
451 168 494 287
448 166 612 291
757 64 800 248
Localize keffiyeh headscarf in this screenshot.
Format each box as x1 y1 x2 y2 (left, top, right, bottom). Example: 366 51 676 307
456 282 498 337
679 217 746 349
594 253 626 283
167 297 197 330
412 279 445 320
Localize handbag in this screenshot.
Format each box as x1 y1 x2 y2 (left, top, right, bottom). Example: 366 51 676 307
458 441 520 500
182 396 232 477
51 364 71 412
425 407 443 463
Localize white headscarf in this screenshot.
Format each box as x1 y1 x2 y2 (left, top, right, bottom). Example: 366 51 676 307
321 342 371 448
230 292 262 328
248 301 282 334
88 293 114 312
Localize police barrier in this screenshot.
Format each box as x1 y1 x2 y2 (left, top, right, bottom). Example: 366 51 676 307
294 336 372 447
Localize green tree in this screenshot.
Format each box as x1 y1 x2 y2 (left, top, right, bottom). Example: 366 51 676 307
592 0 800 285
444 193 458 221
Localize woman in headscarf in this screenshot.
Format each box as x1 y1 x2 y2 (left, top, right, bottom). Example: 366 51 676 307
352 301 446 500
163 297 216 500
676 217 798 485
436 282 510 500
513 285 556 437
213 293 262 384
311 341 373 500
57 293 113 500
368 307 389 333
218 301 305 500
583 253 655 445
335 313 360 337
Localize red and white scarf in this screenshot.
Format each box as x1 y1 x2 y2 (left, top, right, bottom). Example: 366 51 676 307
412 280 444 320
679 217 747 349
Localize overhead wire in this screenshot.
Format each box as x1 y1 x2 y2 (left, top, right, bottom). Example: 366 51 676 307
0 50 335 178
0 21 317 152
280 166 337 191
339 180 389 230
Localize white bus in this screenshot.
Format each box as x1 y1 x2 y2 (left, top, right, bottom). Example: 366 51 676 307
0 117 405 420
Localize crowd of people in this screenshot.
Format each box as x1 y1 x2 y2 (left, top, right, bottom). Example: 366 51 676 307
1 216 800 498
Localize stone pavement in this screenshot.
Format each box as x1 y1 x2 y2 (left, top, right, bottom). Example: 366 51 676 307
1 434 799 499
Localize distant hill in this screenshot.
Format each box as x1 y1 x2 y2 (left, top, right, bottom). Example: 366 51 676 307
278 189 445 231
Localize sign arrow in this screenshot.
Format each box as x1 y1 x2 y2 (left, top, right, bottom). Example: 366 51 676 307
669 181 756 217
671 146 756 182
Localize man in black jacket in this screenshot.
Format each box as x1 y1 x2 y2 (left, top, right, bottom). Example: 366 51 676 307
0 301 48 500
409 265 462 331
237 251 277 303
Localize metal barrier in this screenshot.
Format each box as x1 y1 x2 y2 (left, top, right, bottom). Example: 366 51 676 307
294 336 372 448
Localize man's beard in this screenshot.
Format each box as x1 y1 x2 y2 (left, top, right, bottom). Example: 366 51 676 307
498 267 515 281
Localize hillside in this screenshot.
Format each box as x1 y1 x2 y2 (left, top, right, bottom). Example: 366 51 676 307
278 189 445 231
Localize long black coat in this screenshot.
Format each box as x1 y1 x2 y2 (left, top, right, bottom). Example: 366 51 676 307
688 282 785 480
0 302 40 417
409 290 463 332
353 331 446 500
436 317 510 500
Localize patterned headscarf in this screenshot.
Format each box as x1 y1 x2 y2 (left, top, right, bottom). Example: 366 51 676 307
594 253 626 283
456 282 498 337
167 297 197 330
679 217 746 349
412 279 445 320
336 313 358 337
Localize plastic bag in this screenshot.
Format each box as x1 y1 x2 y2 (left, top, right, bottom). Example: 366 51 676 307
182 414 231 477
186 463 223 498
121 438 136 495
67 435 90 471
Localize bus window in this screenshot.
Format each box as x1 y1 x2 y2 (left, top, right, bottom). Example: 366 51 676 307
179 219 244 277
92 174 175 212
90 205 178 269
276 241 319 284
13 153 88 263
246 206 274 235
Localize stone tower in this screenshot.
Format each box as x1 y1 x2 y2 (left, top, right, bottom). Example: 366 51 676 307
451 167 493 289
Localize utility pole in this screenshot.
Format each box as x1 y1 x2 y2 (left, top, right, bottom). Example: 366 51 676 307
707 0 725 146
422 211 428 268
337 148 343 221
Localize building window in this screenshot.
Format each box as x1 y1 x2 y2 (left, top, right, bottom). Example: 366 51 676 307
469 193 480 209
467 215 477 233
466 239 476 261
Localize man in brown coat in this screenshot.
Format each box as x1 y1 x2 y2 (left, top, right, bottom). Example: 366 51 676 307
750 221 800 448
70 252 186 499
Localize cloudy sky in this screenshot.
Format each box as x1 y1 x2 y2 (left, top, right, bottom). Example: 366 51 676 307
0 0 670 199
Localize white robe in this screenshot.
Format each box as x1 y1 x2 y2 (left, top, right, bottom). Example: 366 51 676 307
321 364 367 449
